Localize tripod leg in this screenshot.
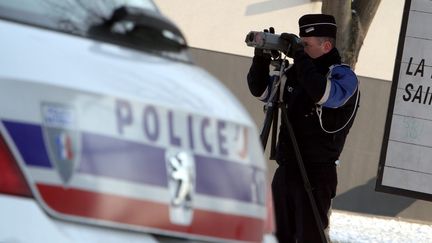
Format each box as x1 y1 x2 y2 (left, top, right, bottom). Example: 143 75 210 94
269 105 279 160
279 105 330 243
260 103 275 150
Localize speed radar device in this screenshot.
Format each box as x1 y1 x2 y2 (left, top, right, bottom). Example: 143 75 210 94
245 31 291 53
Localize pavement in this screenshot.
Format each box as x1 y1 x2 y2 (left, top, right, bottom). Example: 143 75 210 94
329 210 432 243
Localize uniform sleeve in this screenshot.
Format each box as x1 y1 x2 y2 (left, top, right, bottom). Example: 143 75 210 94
318 65 358 108
293 51 358 108
247 55 272 101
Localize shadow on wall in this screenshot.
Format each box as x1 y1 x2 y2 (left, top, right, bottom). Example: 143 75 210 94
333 177 416 217
245 0 319 16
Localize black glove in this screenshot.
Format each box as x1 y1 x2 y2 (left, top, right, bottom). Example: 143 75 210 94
280 33 303 58
254 27 280 59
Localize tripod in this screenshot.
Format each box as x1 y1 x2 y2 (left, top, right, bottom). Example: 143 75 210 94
260 58 329 243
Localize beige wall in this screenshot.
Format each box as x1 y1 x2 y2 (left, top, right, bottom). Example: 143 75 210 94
189 47 432 223
154 0 405 81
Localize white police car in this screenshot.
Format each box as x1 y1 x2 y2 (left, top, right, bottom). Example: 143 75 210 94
0 0 275 242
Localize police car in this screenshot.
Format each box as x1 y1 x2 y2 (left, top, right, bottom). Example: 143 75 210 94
0 0 275 242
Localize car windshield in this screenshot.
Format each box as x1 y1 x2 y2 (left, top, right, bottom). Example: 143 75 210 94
0 0 191 62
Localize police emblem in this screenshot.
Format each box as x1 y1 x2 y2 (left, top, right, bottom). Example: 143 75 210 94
165 149 195 225
41 102 81 184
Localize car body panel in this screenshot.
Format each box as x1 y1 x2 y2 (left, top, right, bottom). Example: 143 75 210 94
0 195 159 243
0 15 269 243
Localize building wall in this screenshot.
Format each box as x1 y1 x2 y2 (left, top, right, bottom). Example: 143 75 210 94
189 47 432 223
154 0 404 81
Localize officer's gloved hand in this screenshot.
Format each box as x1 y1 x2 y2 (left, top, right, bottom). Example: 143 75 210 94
253 47 270 58
280 33 303 58
254 27 280 59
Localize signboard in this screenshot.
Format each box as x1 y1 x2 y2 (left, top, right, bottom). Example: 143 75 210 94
377 0 432 201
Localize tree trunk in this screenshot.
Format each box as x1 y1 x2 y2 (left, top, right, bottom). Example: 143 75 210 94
322 0 381 69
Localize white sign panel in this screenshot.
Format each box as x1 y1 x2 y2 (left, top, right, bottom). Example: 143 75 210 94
377 0 432 201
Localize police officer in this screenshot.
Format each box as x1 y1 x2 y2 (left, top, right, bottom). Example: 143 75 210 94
247 14 360 242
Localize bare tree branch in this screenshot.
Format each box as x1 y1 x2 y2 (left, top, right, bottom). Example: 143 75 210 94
322 1 352 64
353 0 381 40
321 0 381 68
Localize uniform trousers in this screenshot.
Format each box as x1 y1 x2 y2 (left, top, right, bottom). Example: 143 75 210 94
272 163 337 243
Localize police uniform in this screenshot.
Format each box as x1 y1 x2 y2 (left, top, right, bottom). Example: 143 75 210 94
247 14 360 243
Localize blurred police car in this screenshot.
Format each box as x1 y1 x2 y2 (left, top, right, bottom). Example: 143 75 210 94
0 0 275 242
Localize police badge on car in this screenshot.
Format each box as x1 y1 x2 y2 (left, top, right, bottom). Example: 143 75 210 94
41 102 81 185
165 149 195 226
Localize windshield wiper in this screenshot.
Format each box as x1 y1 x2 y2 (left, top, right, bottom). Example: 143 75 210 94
88 6 187 51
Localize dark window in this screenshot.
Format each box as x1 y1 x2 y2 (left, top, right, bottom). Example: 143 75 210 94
0 0 191 62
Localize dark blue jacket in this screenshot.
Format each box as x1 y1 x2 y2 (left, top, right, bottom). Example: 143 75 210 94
247 48 360 166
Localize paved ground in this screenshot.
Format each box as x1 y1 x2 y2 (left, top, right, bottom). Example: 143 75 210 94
329 210 432 243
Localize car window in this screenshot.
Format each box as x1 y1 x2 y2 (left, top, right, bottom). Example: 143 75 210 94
0 0 191 62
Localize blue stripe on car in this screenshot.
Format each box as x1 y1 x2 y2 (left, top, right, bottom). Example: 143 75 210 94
3 120 263 204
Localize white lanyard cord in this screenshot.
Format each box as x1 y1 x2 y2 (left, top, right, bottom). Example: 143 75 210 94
315 86 359 134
